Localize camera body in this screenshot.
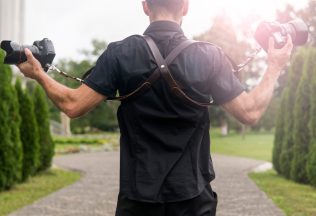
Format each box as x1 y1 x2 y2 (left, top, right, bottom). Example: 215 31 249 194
0 38 55 72
254 19 309 52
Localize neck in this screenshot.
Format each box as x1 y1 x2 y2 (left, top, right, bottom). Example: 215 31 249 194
149 14 182 25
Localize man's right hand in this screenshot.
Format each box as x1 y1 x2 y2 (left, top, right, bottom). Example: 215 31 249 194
267 35 293 74
17 48 44 80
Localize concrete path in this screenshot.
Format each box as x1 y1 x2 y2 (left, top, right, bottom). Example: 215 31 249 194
9 152 285 216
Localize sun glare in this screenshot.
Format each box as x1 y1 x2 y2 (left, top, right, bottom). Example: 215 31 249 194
185 0 309 40
218 0 289 22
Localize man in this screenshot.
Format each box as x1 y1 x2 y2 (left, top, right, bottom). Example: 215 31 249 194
18 0 293 215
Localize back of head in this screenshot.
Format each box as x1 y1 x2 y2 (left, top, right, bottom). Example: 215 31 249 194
146 0 185 17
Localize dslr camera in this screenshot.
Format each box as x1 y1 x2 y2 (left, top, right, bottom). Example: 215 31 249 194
255 19 309 52
0 38 55 72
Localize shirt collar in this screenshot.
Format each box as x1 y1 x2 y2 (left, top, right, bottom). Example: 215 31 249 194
144 21 184 35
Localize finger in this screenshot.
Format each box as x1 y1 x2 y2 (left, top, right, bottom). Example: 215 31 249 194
268 37 275 51
25 48 36 62
286 35 293 49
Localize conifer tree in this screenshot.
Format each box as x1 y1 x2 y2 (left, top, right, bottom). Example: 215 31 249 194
33 85 55 171
306 49 316 186
279 50 306 179
291 49 313 183
15 79 40 181
0 51 23 189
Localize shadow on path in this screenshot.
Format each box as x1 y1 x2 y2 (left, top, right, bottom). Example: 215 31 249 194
9 152 285 216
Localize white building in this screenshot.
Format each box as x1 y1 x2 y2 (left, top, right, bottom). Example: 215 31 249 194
0 0 25 43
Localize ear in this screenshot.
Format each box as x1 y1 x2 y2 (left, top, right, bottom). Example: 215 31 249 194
182 0 189 16
142 1 150 16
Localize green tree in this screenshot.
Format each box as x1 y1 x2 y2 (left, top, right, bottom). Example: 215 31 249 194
291 48 314 183
15 79 40 180
272 90 287 174
279 50 306 178
306 48 316 186
33 85 55 171
0 51 23 189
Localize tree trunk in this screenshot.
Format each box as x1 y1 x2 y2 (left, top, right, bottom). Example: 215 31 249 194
220 119 228 136
60 112 71 136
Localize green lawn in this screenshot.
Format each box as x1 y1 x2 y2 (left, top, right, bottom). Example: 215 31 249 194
250 170 316 216
0 169 81 216
211 130 274 161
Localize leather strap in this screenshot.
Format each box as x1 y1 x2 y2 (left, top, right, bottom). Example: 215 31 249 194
108 35 213 108
143 36 212 108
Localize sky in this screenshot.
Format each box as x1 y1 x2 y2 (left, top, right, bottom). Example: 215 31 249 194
25 0 310 61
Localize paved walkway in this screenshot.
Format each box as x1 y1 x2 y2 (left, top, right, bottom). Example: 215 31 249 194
10 152 285 216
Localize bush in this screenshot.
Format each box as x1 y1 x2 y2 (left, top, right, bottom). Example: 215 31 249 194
33 85 55 171
291 49 314 183
306 49 316 186
0 51 23 190
272 92 286 174
15 79 40 181
279 51 305 179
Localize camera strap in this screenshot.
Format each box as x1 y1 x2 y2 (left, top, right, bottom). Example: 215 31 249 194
47 64 84 83
107 35 213 108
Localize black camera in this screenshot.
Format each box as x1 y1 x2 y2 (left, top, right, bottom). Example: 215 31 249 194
254 19 309 52
0 38 56 72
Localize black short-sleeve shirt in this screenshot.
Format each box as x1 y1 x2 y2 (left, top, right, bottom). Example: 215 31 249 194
84 21 244 203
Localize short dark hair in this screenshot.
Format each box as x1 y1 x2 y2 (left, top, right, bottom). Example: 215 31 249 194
146 0 185 16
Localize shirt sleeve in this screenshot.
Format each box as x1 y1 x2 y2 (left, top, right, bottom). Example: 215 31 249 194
209 47 245 105
83 45 118 98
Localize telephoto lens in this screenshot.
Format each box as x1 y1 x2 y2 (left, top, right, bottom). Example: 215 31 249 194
254 19 309 52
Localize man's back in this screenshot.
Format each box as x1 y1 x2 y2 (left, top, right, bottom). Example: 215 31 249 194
84 21 244 202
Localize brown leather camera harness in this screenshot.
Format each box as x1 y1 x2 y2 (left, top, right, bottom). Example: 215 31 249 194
107 35 214 108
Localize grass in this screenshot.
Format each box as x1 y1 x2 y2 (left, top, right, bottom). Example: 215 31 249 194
250 170 316 216
54 132 120 154
211 129 274 161
0 169 81 216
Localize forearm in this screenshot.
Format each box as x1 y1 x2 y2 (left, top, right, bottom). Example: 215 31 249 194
35 69 78 116
222 65 284 125
245 66 281 121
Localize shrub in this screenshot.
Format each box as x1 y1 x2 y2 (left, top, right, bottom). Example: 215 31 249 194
279 51 305 179
0 51 23 190
33 85 55 171
272 91 286 174
306 49 316 186
15 79 40 181
291 49 314 183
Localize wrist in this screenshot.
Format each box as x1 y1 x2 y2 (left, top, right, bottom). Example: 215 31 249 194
34 68 46 82
267 64 282 78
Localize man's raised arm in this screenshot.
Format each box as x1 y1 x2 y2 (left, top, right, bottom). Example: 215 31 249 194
17 48 107 119
222 36 293 125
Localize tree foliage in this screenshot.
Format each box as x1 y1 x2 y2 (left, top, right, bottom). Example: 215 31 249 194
306 49 316 186
279 50 306 178
272 91 286 174
0 51 23 190
15 79 40 181
33 85 55 171
290 48 314 183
